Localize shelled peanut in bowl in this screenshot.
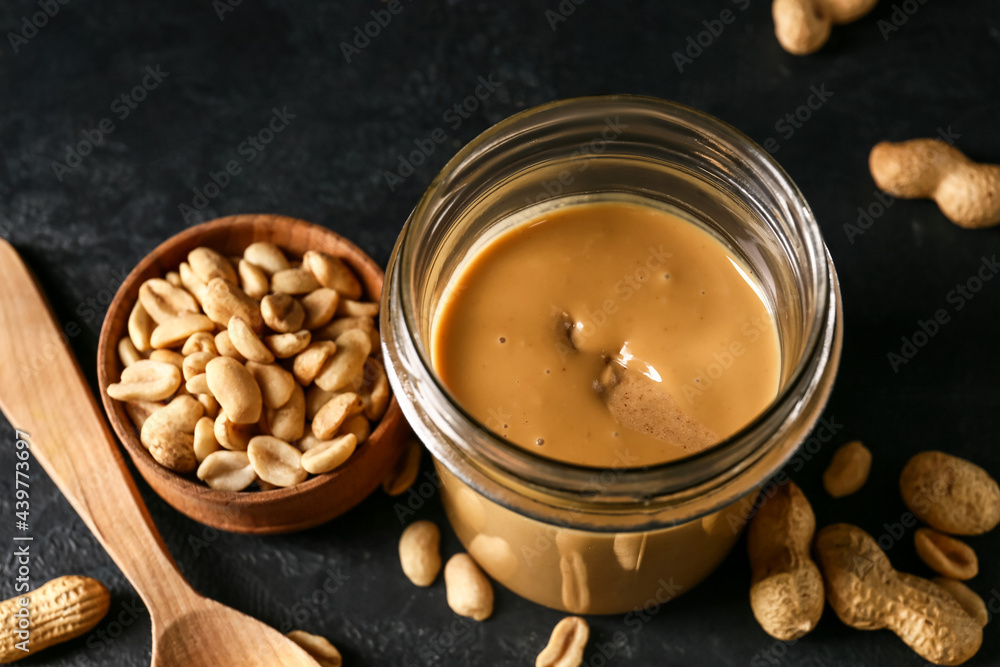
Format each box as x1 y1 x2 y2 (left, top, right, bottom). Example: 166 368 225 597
107 242 389 492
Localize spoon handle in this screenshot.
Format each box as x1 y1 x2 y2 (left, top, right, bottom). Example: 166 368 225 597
0 239 195 620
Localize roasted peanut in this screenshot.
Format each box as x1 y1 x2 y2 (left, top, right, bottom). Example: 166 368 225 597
536 616 589 667
300 288 339 329
185 372 211 396
237 258 270 300
228 316 275 364
444 553 494 621
300 433 356 474
179 261 209 304
138 278 199 324
306 385 335 420
900 451 1000 535
265 330 312 358
312 392 363 439
612 533 647 572
165 270 182 287
214 412 257 451
914 528 978 581
197 450 257 491
205 356 262 424
202 278 264 332
117 336 142 368
215 330 247 362
870 140 1000 229
246 361 296 409
267 383 306 442
182 331 218 356
772 0 877 55
339 413 371 444
823 440 872 498
815 523 982 665
293 341 337 385
285 630 343 667
748 481 824 640
0 575 110 663
243 241 291 275
271 268 321 295
468 534 517 582
140 396 203 473
335 298 379 318
128 300 155 351
150 313 215 349
361 357 390 421
124 399 163 430
183 351 217 381
193 416 221 462
303 250 363 300
149 349 185 369
296 433 325 452
382 439 422 496
247 435 308 487
314 315 374 342
197 393 220 420
189 247 238 284
107 359 182 402
556 535 590 614
933 578 989 628
261 292 305 333
315 329 371 392
398 520 441 587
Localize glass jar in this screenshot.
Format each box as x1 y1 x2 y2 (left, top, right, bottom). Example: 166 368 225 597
381 96 842 614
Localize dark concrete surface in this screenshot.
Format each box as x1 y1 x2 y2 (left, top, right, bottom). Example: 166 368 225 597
1 1 999 665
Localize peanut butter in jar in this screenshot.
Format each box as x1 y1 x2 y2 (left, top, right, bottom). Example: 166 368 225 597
433 199 780 468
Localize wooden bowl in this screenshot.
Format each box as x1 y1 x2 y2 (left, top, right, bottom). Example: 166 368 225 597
97 214 410 534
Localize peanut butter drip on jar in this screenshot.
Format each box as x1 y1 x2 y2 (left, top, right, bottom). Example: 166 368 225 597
432 200 780 468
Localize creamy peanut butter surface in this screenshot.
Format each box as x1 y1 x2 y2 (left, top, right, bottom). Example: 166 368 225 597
432 199 780 468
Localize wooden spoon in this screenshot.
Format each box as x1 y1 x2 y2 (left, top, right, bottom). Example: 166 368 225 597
0 239 320 666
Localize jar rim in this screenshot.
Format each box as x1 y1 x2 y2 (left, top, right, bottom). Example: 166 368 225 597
387 95 840 507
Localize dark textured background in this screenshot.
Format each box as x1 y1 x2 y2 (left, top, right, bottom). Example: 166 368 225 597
2 1 999 665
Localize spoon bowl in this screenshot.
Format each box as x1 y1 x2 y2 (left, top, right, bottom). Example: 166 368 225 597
154 599 318 666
